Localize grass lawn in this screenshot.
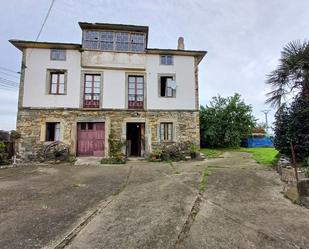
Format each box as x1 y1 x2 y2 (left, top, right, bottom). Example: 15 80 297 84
239 147 279 165
200 147 279 165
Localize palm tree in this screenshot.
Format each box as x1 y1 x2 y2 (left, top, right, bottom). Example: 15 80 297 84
266 40 309 108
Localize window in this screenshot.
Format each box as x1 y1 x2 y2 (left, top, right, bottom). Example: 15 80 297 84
159 76 176 97
83 31 99 49
160 123 173 142
82 30 145 52
131 33 145 52
115 32 129 51
46 122 60 141
49 71 66 95
100 31 114 50
84 74 101 108
160 55 173 65
50 49 66 60
80 122 93 130
128 76 144 109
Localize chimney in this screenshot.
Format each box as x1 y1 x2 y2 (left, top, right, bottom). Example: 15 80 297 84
177 37 185 50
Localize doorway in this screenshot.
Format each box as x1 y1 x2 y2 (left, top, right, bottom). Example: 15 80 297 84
126 123 145 157
77 122 105 157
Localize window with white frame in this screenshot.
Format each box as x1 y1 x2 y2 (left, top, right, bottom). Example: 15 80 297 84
83 31 99 49
159 75 176 97
50 49 66 60
160 55 173 65
115 32 130 51
46 122 60 141
100 31 114 50
49 71 66 95
82 30 145 52
160 123 173 142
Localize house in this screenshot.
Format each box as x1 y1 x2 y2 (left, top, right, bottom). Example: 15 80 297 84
9 22 206 160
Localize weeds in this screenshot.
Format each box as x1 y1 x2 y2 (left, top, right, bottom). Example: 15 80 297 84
198 168 209 193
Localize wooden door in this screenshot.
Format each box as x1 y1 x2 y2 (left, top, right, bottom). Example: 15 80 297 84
77 122 105 156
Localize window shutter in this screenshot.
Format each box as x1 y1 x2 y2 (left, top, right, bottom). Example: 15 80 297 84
55 123 60 141
168 123 172 142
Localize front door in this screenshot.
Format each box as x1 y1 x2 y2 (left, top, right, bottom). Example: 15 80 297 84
126 123 145 157
77 122 105 156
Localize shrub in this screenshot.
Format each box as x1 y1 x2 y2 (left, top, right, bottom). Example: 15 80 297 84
148 148 162 161
101 153 126 164
305 168 309 178
273 96 309 162
102 127 126 164
0 141 9 165
160 141 191 161
200 93 255 148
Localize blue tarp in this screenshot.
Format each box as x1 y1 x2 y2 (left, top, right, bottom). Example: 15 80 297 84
242 137 274 148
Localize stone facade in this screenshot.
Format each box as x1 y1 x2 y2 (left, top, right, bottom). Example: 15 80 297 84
16 108 200 160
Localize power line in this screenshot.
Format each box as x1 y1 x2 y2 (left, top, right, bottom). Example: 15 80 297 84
0 71 20 79
0 66 19 74
26 0 56 66
0 77 19 86
35 0 56 41
0 83 18 91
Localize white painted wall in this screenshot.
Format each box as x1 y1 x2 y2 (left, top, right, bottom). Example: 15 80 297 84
22 48 196 110
146 55 196 110
23 48 81 108
103 70 126 108
82 50 146 70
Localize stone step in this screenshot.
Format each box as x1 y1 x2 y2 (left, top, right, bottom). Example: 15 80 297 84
75 157 101 166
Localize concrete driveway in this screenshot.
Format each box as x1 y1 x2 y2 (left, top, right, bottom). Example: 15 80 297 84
0 152 308 249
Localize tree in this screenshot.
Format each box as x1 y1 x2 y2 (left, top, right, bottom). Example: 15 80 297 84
273 104 291 156
267 40 309 161
266 40 309 108
200 93 256 148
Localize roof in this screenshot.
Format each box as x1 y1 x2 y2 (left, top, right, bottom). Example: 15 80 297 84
9 40 207 63
78 22 149 33
9 39 81 51
146 48 207 64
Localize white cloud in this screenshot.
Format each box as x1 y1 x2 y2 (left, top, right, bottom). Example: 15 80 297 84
0 0 308 130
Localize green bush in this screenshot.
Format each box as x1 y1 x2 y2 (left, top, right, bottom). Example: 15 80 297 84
273 96 309 162
305 168 309 178
102 127 126 164
0 141 9 165
101 154 126 164
148 148 163 161
200 93 255 148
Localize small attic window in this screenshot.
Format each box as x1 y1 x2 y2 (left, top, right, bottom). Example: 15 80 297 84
160 55 173 65
50 49 66 61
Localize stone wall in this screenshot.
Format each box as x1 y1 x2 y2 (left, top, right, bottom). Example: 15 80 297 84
16 108 200 160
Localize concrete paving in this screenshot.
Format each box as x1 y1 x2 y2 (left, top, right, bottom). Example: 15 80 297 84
0 153 309 249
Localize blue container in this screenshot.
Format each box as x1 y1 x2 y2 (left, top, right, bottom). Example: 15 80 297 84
242 137 273 148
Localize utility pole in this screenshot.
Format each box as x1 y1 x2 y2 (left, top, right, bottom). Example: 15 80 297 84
261 109 270 133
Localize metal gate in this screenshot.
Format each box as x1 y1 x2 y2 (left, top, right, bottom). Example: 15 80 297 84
77 122 105 156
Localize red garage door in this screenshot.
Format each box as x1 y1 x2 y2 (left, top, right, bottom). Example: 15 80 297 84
77 122 105 156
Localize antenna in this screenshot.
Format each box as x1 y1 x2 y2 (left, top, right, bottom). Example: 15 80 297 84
261 109 270 133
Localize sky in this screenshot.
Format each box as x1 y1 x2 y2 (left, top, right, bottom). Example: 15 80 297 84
0 0 308 131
